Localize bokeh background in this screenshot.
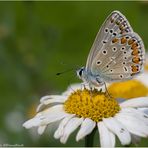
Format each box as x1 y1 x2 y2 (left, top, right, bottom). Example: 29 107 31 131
0 1 148 147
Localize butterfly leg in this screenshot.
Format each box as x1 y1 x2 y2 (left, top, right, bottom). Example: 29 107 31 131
81 82 88 90
104 82 112 98
89 84 95 100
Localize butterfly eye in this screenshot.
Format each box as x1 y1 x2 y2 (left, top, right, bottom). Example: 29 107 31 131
79 69 83 77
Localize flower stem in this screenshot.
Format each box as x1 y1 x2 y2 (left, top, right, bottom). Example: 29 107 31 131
85 126 97 147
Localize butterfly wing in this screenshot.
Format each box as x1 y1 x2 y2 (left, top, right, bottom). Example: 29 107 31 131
91 32 145 82
86 11 145 82
86 10 133 72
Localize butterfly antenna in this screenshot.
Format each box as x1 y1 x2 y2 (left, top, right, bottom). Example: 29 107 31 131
56 68 74 76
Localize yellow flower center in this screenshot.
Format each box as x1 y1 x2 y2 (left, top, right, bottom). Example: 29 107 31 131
108 80 148 99
145 64 148 71
64 89 120 122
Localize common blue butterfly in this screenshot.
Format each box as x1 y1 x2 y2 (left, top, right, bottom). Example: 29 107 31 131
77 11 145 88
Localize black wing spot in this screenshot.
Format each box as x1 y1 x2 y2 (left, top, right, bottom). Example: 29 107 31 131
106 65 109 68
110 29 113 33
120 75 123 78
112 47 117 52
102 50 107 55
124 67 128 72
105 28 108 33
113 32 117 36
110 69 113 73
97 60 102 65
102 40 107 44
121 47 125 50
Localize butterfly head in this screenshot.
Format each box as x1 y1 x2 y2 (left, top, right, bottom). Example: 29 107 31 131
76 67 85 80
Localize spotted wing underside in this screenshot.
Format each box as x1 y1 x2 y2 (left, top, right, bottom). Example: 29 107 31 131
86 11 145 82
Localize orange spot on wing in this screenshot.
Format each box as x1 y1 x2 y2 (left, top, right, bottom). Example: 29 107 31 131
132 48 139 56
112 38 119 43
132 57 141 64
128 39 135 45
121 37 127 44
131 65 139 73
131 42 138 49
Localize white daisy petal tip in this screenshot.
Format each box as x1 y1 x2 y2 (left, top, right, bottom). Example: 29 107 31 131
120 97 148 108
54 114 75 139
97 121 115 147
23 117 41 129
54 130 62 139
60 135 68 144
23 121 31 129
115 108 148 138
38 126 46 135
76 118 96 142
60 117 83 143
103 117 131 146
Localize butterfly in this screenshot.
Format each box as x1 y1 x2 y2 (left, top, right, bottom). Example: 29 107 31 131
77 10 145 88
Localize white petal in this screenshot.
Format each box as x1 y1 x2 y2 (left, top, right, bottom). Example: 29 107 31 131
40 95 66 103
138 108 148 115
38 125 46 135
97 121 115 147
103 117 131 145
120 97 148 108
120 108 148 125
54 114 75 139
23 116 41 129
115 112 148 137
76 118 96 141
37 96 65 112
36 103 44 112
43 98 65 105
60 117 83 144
23 105 68 128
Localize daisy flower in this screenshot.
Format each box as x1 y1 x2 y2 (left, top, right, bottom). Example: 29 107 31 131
136 52 148 87
108 79 148 99
23 84 148 147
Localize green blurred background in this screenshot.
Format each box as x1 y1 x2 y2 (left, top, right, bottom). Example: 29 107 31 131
0 1 148 147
